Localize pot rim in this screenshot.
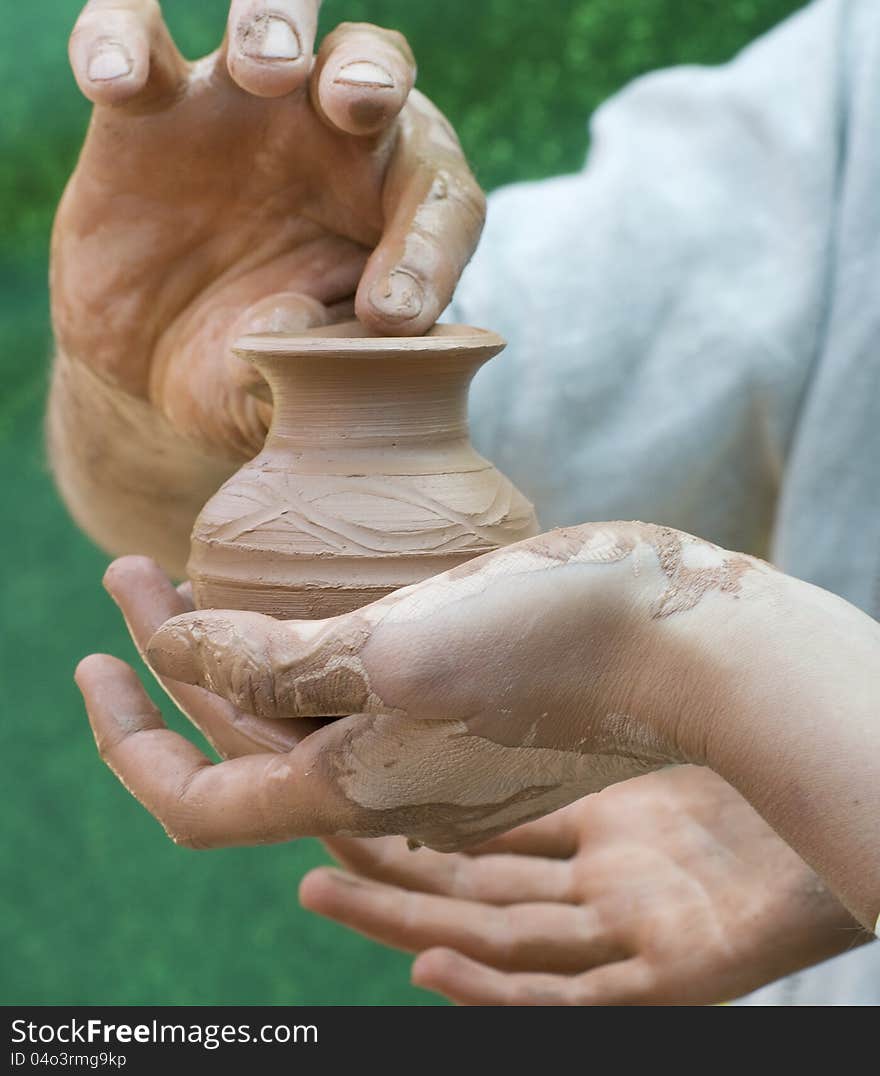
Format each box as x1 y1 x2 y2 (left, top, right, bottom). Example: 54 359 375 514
233 321 505 363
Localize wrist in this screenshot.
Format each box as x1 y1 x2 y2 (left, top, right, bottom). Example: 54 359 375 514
567 524 774 770
697 570 879 772
576 525 880 929
696 570 880 930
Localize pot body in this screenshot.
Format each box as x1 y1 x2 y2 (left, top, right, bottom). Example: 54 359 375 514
189 323 539 619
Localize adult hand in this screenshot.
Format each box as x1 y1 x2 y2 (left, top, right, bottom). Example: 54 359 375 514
303 767 862 1005
56 0 481 455
51 2 483 571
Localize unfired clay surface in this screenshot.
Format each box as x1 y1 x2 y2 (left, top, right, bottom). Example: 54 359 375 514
189 322 539 618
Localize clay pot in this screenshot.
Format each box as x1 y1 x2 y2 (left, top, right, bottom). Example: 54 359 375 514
189 321 539 619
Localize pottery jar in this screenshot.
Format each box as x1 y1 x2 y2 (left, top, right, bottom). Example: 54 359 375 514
189 321 539 619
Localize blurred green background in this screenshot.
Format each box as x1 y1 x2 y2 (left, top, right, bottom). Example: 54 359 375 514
1 0 802 1005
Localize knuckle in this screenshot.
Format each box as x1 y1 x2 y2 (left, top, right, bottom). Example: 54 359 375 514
458 173 487 224
163 791 206 850
449 856 474 900
503 904 534 945
486 909 516 962
423 167 486 234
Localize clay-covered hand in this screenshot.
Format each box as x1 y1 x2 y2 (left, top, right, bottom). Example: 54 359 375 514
303 768 862 1005
51 3 484 574
55 0 480 458
84 556 864 1004
75 522 778 851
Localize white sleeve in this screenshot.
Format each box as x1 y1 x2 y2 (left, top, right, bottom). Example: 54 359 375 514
452 0 847 557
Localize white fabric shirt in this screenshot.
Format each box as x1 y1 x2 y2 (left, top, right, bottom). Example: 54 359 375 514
452 0 879 1005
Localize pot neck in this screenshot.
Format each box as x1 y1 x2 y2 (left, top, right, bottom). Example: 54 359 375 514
253 352 482 451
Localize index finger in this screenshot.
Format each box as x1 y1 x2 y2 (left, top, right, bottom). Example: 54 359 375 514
357 90 486 335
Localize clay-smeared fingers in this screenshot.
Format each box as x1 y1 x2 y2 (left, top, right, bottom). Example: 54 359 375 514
357 91 486 335
225 0 321 97
147 607 383 720
311 23 416 137
322 836 575 904
76 653 219 842
76 659 579 852
104 557 312 757
299 868 622 973
75 655 363 847
411 949 654 1006
69 0 187 107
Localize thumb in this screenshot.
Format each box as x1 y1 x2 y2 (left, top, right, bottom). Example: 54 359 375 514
227 291 330 402
149 292 330 461
147 607 386 720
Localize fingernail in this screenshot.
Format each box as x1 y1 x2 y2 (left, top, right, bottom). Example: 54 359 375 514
87 41 133 82
242 15 302 61
334 61 395 88
369 270 424 323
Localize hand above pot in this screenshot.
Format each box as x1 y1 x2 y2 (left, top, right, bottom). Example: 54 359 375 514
49 1 484 573
75 521 880 933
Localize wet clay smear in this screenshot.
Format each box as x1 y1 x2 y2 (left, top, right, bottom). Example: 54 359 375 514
645 525 757 619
